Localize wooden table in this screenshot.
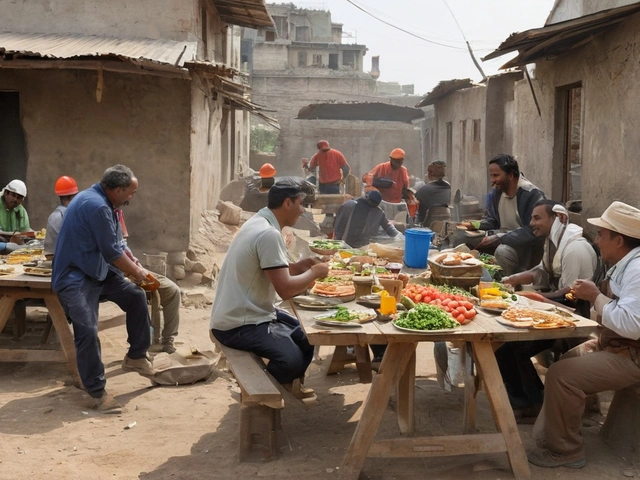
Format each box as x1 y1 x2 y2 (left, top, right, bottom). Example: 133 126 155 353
295 301 599 480
0 269 80 386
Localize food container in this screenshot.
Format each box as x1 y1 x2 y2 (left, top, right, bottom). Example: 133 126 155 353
428 259 483 278
386 262 402 274
431 275 481 290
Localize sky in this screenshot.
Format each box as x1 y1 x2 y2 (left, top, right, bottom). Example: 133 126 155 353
293 0 557 95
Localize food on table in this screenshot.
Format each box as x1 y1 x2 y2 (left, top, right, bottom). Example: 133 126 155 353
401 284 477 324
394 303 460 331
400 295 416 310
310 277 356 297
0 266 15 275
480 299 512 310
478 253 502 278
6 254 38 265
501 307 575 329
434 252 482 266
321 306 374 323
565 289 577 301
34 228 47 240
309 239 347 254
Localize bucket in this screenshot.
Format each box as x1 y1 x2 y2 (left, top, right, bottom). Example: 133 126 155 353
404 228 434 268
143 252 168 277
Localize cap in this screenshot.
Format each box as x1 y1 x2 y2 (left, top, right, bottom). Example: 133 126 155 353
268 176 313 206
317 140 330 150
259 163 276 178
389 148 405 160
366 190 382 207
588 201 640 240
54 176 79 196
4 179 27 197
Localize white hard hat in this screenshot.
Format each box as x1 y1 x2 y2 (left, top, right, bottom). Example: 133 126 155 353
4 179 27 197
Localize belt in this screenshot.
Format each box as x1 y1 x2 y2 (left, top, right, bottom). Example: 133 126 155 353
320 180 341 186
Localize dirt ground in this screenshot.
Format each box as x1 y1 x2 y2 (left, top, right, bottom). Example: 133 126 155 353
0 217 637 479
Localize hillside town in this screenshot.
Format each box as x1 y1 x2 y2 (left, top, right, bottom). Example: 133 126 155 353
2 1 640 479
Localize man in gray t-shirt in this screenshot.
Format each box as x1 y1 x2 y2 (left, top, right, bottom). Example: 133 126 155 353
210 178 329 386
44 176 79 257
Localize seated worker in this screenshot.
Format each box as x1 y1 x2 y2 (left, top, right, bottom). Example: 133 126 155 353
495 200 597 423
0 179 32 235
116 209 181 354
44 176 79 258
528 201 640 469
415 160 451 224
362 148 410 204
307 140 350 194
465 154 545 276
258 162 276 189
210 178 329 392
333 190 402 248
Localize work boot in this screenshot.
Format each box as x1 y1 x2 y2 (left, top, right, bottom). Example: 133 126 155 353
161 337 176 354
122 354 155 376
92 391 123 414
527 447 586 468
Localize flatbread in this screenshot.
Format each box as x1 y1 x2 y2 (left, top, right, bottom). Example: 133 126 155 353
310 282 356 297
501 307 575 329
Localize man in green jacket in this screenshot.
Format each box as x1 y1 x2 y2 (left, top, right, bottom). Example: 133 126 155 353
0 179 31 233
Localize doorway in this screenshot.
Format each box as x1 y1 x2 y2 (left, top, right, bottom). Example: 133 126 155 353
0 92 28 192
553 83 582 202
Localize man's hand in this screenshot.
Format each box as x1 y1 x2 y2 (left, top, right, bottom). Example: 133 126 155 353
130 266 148 283
476 234 500 251
502 274 520 287
310 262 330 279
572 279 601 304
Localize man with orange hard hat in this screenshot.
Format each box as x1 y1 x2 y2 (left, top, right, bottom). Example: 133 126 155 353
44 176 79 257
362 148 410 203
307 140 350 194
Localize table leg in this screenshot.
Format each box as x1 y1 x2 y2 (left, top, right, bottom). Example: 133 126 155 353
340 342 417 480
354 344 372 384
43 293 81 387
462 342 478 433
0 295 17 333
396 347 416 434
472 341 531 480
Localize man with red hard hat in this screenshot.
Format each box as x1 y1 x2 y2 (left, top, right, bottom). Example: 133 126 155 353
308 140 350 194
44 176 79 257
362 148 410 203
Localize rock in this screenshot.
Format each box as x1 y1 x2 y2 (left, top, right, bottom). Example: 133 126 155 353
184 258 195 272
184 288 214 308
191 262 207 274
186 249 197 261
166 251 185 266
217 200 242 226
172 265 186 280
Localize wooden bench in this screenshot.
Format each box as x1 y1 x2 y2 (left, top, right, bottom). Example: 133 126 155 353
600 383 640 465
210 333 284 461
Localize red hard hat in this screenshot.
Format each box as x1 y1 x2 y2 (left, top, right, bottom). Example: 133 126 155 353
389 148 405 160
54 176 79 196
259 163 276 178
317 140 329 149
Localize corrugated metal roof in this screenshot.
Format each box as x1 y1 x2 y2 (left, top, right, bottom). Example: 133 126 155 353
483 3 640 68
415 79 475 108
0 31 197 67
212 0 274 29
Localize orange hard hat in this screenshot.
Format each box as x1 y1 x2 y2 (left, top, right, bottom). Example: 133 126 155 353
317 140 329 149
259 163 276 178
54 176 79 196
389 148 405 160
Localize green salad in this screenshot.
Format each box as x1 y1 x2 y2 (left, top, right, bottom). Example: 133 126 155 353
395 303 460 330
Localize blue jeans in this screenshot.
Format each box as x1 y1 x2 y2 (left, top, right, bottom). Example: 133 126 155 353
319 183 340 194
212 309 314 384
57 271 150 397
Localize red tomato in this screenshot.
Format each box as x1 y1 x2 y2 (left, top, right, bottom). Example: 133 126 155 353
456 306 466 315
464 309 477 320
444 306 452 313
442 298 451 306
415 294 423 302
462 301 474 310
456 313 466 323
449 300 459 309
424 296 432 303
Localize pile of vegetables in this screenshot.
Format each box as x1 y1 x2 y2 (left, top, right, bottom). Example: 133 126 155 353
310 239 346 250
479 253 502 279
327 306 359 322
395 303 460 330
401 284 477 324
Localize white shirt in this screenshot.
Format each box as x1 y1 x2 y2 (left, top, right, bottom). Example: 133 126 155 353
594 246 640 339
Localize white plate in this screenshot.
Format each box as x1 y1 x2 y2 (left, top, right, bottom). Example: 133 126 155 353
495 316 533 329
315 310 376 323
392 322 459 334
315 319 363 328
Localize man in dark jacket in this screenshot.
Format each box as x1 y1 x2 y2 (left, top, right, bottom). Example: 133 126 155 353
415 160 451 224
467 154 545 275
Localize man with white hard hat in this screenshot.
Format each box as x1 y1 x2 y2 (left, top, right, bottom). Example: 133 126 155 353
0 179 31 253
528 201 640 469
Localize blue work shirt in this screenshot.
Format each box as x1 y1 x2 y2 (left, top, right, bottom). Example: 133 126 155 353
52 183 124 292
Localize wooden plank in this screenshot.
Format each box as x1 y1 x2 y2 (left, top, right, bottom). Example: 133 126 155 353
396 348 416 434
367 433 507 457
0 349 66 362
354 344 372 384
0 295 17 333
216 342 283 408
340 342 416 480
472 341 531 480
43 293 81 385
326 345 356 375
462 343 478 433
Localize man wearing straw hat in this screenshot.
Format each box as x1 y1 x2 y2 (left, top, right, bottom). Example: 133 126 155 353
528 201 640 468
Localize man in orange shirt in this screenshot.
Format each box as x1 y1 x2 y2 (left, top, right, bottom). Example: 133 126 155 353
362 148 410 203
307 140 350 194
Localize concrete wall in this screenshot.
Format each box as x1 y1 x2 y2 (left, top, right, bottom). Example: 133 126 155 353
253 43 289 70
1 0 199 41
0 69 192 255
547 0 637 23
512 12 640 232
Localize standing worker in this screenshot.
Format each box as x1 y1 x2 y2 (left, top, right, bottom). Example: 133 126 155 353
307 140 350 194
363 148 410 204
44 176 79 257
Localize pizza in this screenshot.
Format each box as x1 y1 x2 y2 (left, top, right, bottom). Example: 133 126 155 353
501 307 575 329
310 278 355 297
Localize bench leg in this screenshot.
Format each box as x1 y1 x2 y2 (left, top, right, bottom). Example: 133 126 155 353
601 387 640 465
327 345 373 383
239 403 282 461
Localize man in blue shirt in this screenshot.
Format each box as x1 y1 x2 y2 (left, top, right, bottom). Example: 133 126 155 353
52 165 154 413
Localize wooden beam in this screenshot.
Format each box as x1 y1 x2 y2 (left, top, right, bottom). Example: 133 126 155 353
367 433 507 458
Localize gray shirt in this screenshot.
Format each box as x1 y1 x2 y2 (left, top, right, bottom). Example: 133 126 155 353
44 204 67 255
209 207 289 331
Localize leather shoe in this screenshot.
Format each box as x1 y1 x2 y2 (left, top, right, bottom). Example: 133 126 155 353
122 354 155 376
527 447 586 468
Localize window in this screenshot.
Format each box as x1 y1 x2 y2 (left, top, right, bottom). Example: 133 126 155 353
461 120 467 162
273 16 288 39
312 54 323 66
296 26 310 42
554 84 583 202
265 31 276 42
342 50 358 69
473 119 481 143
328 53 338 70
298 51 308 67
446 122 453 165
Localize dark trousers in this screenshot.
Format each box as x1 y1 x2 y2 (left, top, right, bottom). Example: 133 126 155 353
495 339 555 408
212 309 314 384
57 271 150 397
319 183 340 194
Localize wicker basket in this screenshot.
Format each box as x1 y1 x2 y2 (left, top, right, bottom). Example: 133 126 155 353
431 275 481 290
427 258 483 278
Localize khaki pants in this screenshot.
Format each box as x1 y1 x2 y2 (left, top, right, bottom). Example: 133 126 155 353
157 275 180 339
532 341 640 456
